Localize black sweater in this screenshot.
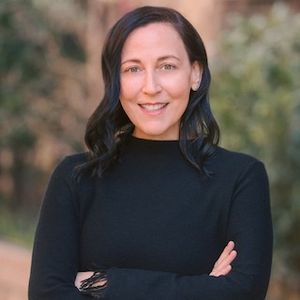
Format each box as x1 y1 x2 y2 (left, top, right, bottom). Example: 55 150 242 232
28 135 273 299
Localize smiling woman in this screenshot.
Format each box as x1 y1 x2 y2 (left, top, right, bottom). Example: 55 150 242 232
28 5 273 300
119 22 201 140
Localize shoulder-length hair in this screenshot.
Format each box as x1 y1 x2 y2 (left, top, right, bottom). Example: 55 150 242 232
74 6 220 181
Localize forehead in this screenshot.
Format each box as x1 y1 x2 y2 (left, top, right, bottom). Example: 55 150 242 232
121 22 188 61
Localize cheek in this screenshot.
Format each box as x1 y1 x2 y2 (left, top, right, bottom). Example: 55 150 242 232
163 75 191 102
120 76 141 102
119 81 140 123
119 97 137 119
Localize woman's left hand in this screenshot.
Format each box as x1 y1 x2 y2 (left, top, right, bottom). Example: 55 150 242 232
209 241 237 277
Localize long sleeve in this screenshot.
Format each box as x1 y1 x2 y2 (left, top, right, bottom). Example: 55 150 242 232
28 144 273 299
28 156 94 300
98 160 273 300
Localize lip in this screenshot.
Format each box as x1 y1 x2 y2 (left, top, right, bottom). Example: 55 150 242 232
138 102 168 105
138 103 169 116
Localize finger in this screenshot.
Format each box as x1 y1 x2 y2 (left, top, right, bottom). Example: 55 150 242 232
220 264 232 276
210 264 232 277
214 241 235 267
216 250 237 271
210 250 237 277
215 241 234 265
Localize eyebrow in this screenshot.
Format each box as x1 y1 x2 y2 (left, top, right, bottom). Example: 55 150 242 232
121 55 181 65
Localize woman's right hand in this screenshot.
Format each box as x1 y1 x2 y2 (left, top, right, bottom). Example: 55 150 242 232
209 241 237 277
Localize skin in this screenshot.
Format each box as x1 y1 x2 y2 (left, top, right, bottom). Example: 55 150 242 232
75 22 237 289
209 241 237 277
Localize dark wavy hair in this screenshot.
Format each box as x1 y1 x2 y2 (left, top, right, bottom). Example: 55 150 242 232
74 6 220 181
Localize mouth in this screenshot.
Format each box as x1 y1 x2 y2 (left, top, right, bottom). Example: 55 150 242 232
138 102 169 115
138 102 169 116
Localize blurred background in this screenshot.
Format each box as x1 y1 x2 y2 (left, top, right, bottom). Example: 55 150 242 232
0 0 299 299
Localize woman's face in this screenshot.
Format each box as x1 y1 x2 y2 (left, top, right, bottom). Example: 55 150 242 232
119 22 201 140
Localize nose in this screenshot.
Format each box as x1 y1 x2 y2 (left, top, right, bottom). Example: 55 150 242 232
142 70 162 95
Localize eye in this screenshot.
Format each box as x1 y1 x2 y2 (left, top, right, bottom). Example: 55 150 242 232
124 66 141 73
161 64 176 70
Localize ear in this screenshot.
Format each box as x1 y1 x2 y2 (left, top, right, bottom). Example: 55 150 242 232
190 61 202 91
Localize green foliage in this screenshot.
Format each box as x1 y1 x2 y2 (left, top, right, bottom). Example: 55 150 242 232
0 0 87 217
7 126 37 149
0 202 36 248
211 3 300 276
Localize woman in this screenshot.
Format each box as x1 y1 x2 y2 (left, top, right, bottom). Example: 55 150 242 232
28 6 273 300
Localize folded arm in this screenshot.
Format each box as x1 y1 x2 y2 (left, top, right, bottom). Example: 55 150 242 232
29 157 272 300
77 160 273 300
76 241 237 298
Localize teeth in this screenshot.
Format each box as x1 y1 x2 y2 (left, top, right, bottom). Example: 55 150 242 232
140 103 167 111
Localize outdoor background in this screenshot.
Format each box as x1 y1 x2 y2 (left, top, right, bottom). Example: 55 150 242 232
1 0 300 299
